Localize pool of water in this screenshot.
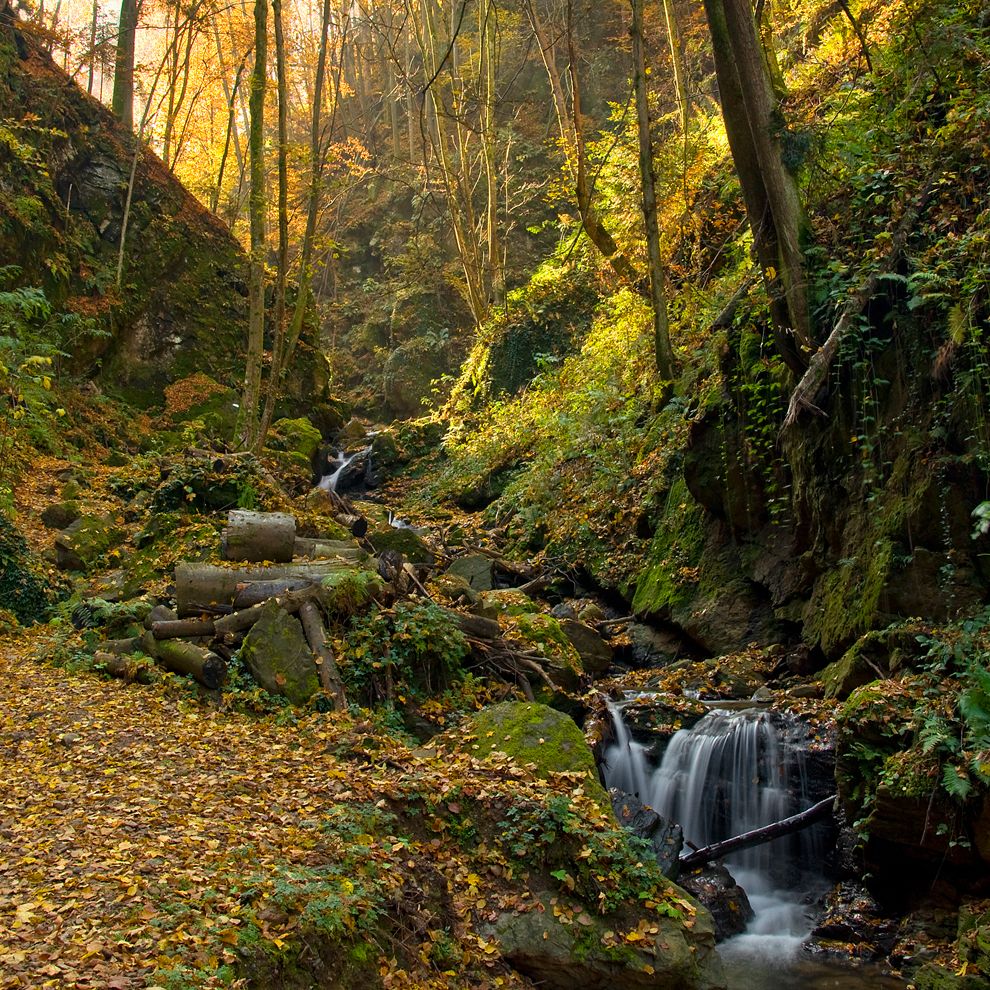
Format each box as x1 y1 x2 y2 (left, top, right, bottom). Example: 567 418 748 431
717 870 906 990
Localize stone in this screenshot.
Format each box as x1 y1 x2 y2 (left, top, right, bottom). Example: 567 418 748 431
41 500 82 530
446 554 494 591
610 788 682 878
678 864 753 942
559 618 613 676
55 515 126 573
488 892 724 990
369 430 403 469
368 526 434 564
337 418 368 443
383 337 448 417
550 602 578 620
239 602 320 705
270 417 323 465
432 573 479 605
809 882 900 960
626 623 685 668
471 589 532 619
465 702 608 809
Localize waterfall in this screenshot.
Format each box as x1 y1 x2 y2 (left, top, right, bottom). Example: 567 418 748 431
319 447 369 493
604 700 829 960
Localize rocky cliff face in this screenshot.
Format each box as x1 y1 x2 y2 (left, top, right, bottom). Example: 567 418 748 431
0 11 247 400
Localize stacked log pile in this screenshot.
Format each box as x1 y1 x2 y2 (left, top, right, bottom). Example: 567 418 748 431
95 507 614 706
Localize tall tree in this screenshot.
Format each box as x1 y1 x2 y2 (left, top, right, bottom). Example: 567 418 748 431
631 0 674 379
111 0 138 129
238 0 268 447
702 0 813 371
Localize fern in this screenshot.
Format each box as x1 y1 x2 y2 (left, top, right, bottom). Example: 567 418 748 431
942 763 972 801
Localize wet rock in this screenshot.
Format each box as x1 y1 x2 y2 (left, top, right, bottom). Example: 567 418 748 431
677 864 753 942
239 602 320 706
368 526 434 564
809 882 900 960
447 554 494 591
55 515 126 573
488 892 725 990
550 602 578 620
626 623 686 667
559 618 613 677
609 788 683 878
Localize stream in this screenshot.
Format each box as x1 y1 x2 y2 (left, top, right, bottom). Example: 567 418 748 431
603 700 906 989
321 431 907 989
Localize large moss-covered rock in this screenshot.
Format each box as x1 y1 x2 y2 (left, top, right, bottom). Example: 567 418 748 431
270 417 323 465
383 337 447 417
367 526 434 564
466 702 607 807
504 614 584 690
447 554 494 591
55 514 126 572
239 602 320 705
489 892 724 990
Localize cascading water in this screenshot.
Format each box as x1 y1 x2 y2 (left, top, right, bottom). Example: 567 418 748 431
604 700 852 986
319 446 370 493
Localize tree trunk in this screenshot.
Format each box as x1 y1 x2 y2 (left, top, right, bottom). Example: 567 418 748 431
679 795 835 869
702 0 804 373
719 0 814 358
238 0 268 447
232 578 313 609
151 618 217 640
298 600 347 710
293 537 368 559
111 0 137 129
95 652 155 684
631 0 675 381
175 561 351 615
139 631 227 689
222 510 297 563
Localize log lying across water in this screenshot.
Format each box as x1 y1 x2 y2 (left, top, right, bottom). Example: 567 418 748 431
678 795 836 870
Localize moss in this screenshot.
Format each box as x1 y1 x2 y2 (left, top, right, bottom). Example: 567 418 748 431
504 613 583 689
631 478 706 616
466 701 608 808
270 417 322 463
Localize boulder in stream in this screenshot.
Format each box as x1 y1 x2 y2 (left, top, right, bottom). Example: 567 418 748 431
677 863 753 942
610 788 682 878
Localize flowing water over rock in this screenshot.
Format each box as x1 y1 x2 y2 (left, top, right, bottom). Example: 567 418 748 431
604 700 905 989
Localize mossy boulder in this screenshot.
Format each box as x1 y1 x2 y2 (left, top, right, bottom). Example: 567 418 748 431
466 702 607 809
488 891 724 990
819 625 926 700
239 602 320 705
472 589 533 619
270 417 323 466
367 526 434 564
369 429 403 470
55 514 126 573
383 337 447 417
559 618 613 677
447 554 494 591
41 500 82 530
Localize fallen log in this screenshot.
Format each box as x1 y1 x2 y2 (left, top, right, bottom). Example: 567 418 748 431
213 584 320 638
175 561 351 616
139 631 227 689
144 604 178 629
335 514 368 538
437 607 501 641
222 510 297 563
678 795 836 870
298 600 347 711
462 543 538 580
232 578 312 609
151 617 217 640
101 636 143 655
95 651 155 684
292 537 368 562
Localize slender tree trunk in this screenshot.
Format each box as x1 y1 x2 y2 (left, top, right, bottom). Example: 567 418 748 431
661 0 689 134
720 0 813 356
631 0 674 380
111 0 138 130
86 0 98 94
212 48 249 213
239 0 268 448
702 0 811 371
